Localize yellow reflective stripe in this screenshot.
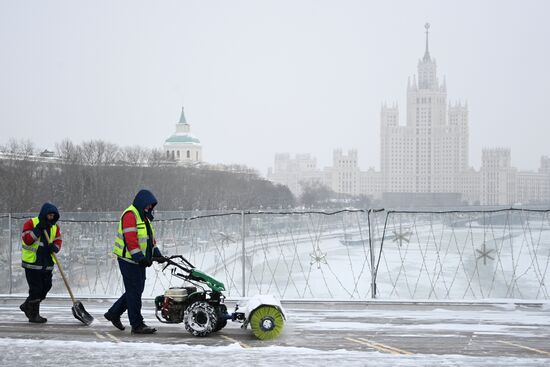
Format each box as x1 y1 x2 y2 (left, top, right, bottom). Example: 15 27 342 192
113 204 154 260
115 235 148 244
22 244 37 252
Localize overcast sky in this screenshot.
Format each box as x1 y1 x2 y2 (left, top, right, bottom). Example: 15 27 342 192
1 0 549 174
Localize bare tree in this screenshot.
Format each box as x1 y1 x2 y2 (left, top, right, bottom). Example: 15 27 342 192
147 148 166 167
0 138 296 212
56 139 83 164
3 138 35 157
121 145 149 166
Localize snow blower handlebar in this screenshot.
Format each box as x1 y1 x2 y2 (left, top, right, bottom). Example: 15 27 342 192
155 255 219 288
156 254 195 271
155 255 199 281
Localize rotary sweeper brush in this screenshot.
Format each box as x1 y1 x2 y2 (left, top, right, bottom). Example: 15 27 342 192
154 255 285 340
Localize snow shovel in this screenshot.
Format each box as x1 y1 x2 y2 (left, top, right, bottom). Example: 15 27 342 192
44 230 94 325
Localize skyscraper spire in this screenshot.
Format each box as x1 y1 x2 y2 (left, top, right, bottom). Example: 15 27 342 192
423 23 431 62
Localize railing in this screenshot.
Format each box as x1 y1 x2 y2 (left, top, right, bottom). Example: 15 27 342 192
1 208 549 300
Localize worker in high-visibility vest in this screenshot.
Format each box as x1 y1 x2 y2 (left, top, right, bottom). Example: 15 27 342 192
19 202 62 323
105 189 165 334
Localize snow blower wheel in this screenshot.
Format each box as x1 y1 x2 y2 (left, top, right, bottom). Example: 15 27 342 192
249 305 284 340
184 301 218 337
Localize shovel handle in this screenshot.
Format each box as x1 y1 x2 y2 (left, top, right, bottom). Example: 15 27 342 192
43 230 76 304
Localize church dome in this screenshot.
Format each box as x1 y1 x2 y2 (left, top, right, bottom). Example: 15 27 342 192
163 106 203 164
164 134 201 144
164 107 201 145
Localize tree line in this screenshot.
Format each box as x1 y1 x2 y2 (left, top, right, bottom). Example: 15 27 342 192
0 138 295 213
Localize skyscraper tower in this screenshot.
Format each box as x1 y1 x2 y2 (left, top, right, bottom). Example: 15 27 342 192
381 24 469 196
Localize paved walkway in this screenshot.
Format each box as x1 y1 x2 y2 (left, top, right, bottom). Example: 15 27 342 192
0 297 549 366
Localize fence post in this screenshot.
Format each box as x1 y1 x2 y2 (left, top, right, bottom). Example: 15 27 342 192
8 213 13 294
241 210 246 298
368 209 376 299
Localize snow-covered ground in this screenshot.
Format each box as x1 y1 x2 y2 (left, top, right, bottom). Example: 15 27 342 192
1 298 549 366
1 338 548 367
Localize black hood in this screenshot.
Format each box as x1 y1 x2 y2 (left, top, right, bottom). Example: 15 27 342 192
132 189 158 213
38 202 60 225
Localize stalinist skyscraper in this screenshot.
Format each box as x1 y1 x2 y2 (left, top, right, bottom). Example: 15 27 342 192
381 24 468 198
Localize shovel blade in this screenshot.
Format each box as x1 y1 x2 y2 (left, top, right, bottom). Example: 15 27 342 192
72 301 94 326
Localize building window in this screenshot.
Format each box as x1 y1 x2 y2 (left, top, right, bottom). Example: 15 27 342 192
177 150 180 158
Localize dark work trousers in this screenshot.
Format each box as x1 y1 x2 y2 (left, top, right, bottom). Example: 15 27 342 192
108 258 146 329
25 268 53 302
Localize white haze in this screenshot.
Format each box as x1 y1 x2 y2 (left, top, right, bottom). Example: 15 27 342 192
0 0 549 174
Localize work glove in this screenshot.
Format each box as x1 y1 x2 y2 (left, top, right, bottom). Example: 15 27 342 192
152 256 167 264
138 258 152 267
48 243 59 253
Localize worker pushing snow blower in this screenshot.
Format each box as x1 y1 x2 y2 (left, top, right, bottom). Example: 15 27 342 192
154 255 286 340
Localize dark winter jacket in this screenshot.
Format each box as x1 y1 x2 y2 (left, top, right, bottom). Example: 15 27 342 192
21 203 62 270
122 189 161 262
39 202 60 227
132 189 158 221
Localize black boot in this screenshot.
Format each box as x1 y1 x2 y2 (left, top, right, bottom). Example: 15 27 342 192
131 323 157 334
19 300 32 320
28 301 47 323
104 312 125 330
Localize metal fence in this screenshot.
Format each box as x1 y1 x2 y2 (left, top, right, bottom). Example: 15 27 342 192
1 208 549 300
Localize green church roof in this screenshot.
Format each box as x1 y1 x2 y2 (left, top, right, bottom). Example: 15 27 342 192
165 134 201 144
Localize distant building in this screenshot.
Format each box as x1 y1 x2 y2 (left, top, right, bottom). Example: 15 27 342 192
516 170 549 205
330 149 360 196
380 23 468 200
458 167 481 205
267 25 550 207
267 153 326 197
360 168 383 198
163 107 202 164
39 149 55 158
480 148 516 205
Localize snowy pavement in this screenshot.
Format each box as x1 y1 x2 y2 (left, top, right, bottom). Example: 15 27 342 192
0 297 549 366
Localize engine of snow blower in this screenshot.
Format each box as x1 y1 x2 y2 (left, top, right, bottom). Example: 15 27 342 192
158 286 196 323
154 255 285 339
